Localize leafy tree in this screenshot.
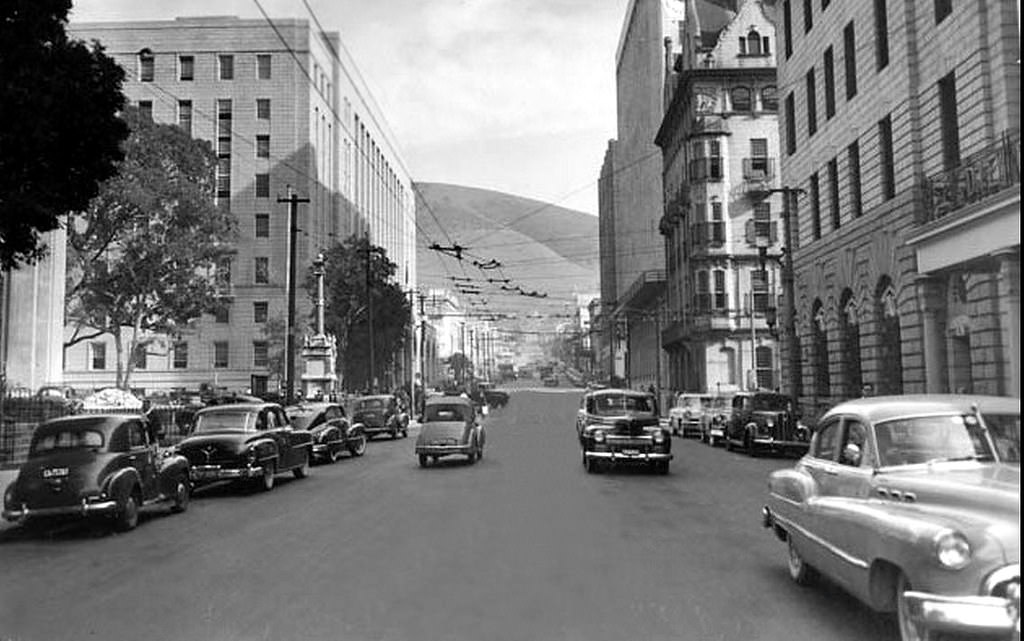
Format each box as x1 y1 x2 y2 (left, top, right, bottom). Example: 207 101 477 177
310 236 411 392
65 106 237 389
0 0 128 270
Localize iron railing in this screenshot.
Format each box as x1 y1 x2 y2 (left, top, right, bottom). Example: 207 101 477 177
922 130 1020 224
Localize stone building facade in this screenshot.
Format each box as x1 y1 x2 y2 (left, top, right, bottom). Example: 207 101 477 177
775 0 1019 416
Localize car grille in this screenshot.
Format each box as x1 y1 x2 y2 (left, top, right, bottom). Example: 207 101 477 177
182 445 238 467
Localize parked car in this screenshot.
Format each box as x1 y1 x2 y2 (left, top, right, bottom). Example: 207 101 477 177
415 395 485 467
175 402 313 492
668 393 711 438
577 388 671 474
351 395 409 440
477 382 510 408
762 394 1020 641
2 414 191 531
285 402 366 463
724 391 809 456
699 394 735 447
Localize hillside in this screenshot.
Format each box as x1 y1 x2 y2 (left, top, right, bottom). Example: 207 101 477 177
414 183 599 315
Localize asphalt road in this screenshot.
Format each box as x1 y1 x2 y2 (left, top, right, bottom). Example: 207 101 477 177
0 388 899 641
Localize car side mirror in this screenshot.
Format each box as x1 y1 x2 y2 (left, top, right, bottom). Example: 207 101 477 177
841 443 862 467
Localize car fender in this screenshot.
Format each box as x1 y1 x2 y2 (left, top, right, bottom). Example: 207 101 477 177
104 467 142 500
246 437 279 464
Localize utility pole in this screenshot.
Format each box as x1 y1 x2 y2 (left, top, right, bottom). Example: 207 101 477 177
278 187 309 405
364 232 376 392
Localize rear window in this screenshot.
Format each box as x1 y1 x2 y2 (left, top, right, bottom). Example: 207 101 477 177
425 404 470 422
356 399 385 410
31 426 105 456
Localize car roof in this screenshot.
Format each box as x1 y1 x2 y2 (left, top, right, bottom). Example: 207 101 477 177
584 388 652 399
285 402 337 413
36 414 141 434
196 402 278 414
354 395 393 401
822 394 1020 424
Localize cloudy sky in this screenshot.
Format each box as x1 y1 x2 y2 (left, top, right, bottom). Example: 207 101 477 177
70 0 630 215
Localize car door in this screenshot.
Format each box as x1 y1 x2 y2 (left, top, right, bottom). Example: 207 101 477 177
125 419 158 499
798 417 844 573
826 416 876 591
260 407 291 469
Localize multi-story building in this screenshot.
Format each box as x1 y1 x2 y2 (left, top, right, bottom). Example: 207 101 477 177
65 16 416 397
656 0 782 395
776 0 1019 414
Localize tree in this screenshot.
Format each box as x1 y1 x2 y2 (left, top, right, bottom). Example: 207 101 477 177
0 0 128 270
310 235 411 392
65 106 237 389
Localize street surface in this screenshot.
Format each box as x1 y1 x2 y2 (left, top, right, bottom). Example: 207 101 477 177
0 388 898 641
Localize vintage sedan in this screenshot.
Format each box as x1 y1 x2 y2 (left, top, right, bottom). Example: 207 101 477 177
668 392 711 438
175 402 313 491
351 395 409 440
578 388 672 474
285 402 366 463
699 394 735 447
3 414 191 531
762 395 1020 641
724 391 809 456
416 395 484 467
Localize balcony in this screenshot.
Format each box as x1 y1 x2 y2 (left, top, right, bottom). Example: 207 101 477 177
742 157 775 181
921 130 1019 225
690 116 729 136
617 270 666 312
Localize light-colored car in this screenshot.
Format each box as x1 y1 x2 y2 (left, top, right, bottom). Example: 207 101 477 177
668 393 711 438
762 394 1020 641
699 394 734 446
415 395 485 467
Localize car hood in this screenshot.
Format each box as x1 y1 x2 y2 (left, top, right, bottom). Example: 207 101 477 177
176 432 263 454
417 421 467 443
585 415 660 436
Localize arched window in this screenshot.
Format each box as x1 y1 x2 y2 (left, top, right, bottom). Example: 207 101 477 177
761 86 778 111
812 300 830 399
731 87 752 112
839 289 862 398
875 277 903 394
747 29 763 55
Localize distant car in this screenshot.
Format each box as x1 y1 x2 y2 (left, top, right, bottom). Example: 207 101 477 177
285 402 367 463
175 402 313 492
668 393 711 438
477 382 510 408
762 394 1020 641
351 395 409 440
415 396 485 467
577 388 672 474
724 391 809 456
698 394 735 446
542 376 559 387
2 414 191 531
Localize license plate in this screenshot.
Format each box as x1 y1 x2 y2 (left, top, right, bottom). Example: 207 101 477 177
193 466 221 479
621 449 640 456
42 467 69 479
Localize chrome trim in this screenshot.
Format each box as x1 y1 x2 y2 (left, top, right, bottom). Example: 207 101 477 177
985 564 1021 595
585 451 673 462
3 498 119 521
903 591 1019 634
191 464 264 481
770 510 869 570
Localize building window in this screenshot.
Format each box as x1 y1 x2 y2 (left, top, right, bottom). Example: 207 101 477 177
132 344 147 370
256 135 270 159
731 87 752 112
721 347 737 385
217 99 232 138
847 141 862 218
844 22 857 100
783 0 793 59
173 342 188 369
874 0 890 70
740 29 767 55
713 270 727 310
934 0 952 24
139 50 154 82
217 157 231 200
696 271 711 312
253 341 269 368
710 201 725 245
812 301 830 399
751 202 773 245
256 98 271 120
213 341 229 369
178 100 192 135
840 290 862 398
755 346 774 390
805 68 817 136
138 100 153 120
809 172 821 240
761 86 778 112
828 157 840 230
253 301 269 324
179 55 194 81
215 257 232 287
784 92 796 155
803 0 813 33
255 213 270 238
751 269 770 313
823 47 835 119
91 342 106 370
875 277 903 394
255 173 270 198
878 114 895 200
254 257 269 284
938 71 960 170
257 54 272 80
214 304 229 324
218 54 234 80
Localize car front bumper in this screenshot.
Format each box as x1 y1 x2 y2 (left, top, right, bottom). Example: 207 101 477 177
585 450 673 463
191 464 265 482
416 444 472 458
751 436 809 451
903 590 1020 638
4 498 119 521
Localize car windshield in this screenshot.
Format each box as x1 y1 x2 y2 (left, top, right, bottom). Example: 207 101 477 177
31 426 104 455
591 395 654 416
677 396 705 409
983 412 1020 463
285 410 319 431
356 399 385 410
425 404 470 422
875 414 995 466
194 410 256 433
752 395 792 412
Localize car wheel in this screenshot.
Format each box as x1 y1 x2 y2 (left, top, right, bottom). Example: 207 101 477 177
257 461 276 492
293 453 310 479
348 435 367 457
725 435 734 451
896 573 933 641
653 461 670 475
709 433 717 447
114 492 139 532
584 454 600 474
418 454 429 468
744 429 758 457
170 476 190 514
787 536 815 586
391 429 399 440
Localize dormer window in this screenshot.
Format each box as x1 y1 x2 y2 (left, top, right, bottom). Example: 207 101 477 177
739 29 770 56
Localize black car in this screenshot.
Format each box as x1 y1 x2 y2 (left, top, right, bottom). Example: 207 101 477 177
175 402 313 491
476 382 510 408
3 414 191 531
577 388 672 474
723 391 809 456
350 395 409 440
285 402 367 463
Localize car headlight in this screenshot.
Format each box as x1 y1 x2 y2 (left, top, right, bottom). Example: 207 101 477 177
4 484 15 508
653 430 666 444
934 530 971 569
766 418 775 428
593 430 606 443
